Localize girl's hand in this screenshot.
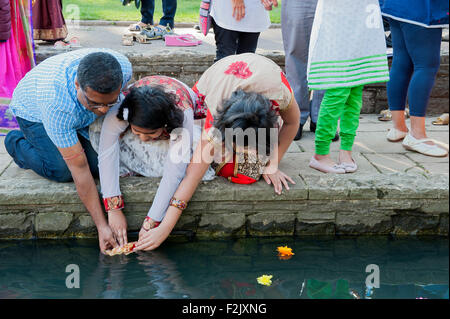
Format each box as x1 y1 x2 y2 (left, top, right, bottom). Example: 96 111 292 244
135 224 171 251
262 167 295 195
232 0 246 21
107 209 128 247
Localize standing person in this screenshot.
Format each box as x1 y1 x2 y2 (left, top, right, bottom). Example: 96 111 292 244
210 0 271 62
381 0 448 157
128 0 177 31
0 0 35 104
32 0 68 42
308 0 390 173
278 0 339 141
4 49 133 253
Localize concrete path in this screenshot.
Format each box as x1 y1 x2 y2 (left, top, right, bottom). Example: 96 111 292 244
35 24 449 57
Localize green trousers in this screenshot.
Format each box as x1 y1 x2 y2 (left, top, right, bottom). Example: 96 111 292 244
315 85 364 155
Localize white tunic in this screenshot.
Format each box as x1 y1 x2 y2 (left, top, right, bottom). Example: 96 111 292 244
89 96 215 222
307 0 390 90
210 0 271 33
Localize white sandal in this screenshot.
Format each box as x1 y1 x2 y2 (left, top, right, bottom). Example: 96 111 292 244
402 134 448 157
387 127 408 142
338 159 358 173
309 156 346 174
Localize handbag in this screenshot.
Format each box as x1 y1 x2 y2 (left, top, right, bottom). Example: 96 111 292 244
199 0 212 36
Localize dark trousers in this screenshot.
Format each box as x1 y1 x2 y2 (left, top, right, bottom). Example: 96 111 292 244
140 0 177 29
211 17 260 62
4 117 99 182
387 18 442 117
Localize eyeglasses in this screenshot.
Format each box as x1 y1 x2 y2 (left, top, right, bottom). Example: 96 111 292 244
81 89 120 109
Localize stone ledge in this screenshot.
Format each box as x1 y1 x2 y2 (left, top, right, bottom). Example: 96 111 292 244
0 172 448 239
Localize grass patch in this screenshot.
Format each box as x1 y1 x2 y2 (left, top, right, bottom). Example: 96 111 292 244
62 0 281 23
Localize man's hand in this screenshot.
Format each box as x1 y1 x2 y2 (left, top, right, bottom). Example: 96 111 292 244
261 0 278 11
262 167 295 195
97 224 118 253
135 225 171 251
232 0 246 21
108 209 128 247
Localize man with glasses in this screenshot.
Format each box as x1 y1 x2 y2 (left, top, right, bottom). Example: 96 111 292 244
4 49 132 253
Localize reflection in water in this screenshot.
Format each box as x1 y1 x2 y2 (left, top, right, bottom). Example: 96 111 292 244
0 237 448 299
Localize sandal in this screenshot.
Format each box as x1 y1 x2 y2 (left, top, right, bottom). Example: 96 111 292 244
134 32 152 44
128 22 148 32
53 40 70 50
309 156 346 174
378 109 410 121
338 159 358 173
378 109 392 121
68 36 81 48
122 33 134 46
140 24 174 40
165 34 202 46
402 134 448 157
432 113 449 125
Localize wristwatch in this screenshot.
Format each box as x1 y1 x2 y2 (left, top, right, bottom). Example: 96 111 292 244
143 217 160 231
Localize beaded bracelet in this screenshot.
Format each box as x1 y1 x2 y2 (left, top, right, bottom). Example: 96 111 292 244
169 197 187 211
103 195 124 212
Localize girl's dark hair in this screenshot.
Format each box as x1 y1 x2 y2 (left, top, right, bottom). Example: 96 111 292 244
117 85 184 132
213 90 278 153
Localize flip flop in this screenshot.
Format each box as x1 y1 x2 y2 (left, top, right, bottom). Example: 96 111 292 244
432 113 449 125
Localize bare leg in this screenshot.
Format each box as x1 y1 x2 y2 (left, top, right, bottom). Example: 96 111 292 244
410 116 434 145
391 110 409 133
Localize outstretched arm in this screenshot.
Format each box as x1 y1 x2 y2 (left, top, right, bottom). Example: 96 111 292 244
135 136 214 251
262 96 300 194
98 104 129 246
58 142 117 253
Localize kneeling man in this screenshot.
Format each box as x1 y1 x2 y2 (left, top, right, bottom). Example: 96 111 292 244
4 48 132 253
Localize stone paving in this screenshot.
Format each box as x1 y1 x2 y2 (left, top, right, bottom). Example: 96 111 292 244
0 115 448 238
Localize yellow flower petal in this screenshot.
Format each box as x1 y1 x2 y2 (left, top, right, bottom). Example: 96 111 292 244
257 274 273 286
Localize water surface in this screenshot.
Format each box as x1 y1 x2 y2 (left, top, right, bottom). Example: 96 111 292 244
0 237 448 299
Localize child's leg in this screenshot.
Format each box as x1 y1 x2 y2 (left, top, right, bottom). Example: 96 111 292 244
339 85 364 156
315 87 351 156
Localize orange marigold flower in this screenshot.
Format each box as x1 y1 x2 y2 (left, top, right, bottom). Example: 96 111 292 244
277 245 294 257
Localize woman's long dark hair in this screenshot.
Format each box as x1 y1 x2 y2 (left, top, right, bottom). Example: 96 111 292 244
117 85 184 132
213 90 278 154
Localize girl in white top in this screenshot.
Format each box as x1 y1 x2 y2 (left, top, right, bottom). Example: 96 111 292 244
89 76 214 247
210 0 271 61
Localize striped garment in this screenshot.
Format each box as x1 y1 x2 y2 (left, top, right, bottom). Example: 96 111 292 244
9 48 132 148
307 0 389 90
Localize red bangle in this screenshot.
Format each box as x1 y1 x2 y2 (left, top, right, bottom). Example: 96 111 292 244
103 195 124 212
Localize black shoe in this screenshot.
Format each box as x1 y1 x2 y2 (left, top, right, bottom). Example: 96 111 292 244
332 132 340 142
310 121 316 133
294 124 304 141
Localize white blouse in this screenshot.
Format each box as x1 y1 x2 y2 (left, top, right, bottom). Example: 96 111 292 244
210 0 271 33
98 104 194 222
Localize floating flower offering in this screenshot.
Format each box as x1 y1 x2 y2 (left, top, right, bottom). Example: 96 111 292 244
277 245 294 257
257 275 273 286
105 242 137 256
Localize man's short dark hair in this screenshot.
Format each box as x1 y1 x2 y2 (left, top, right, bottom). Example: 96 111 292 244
77 52 123 94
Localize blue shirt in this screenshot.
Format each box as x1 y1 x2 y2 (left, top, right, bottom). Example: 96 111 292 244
381 0 449 27
9 48 132 148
